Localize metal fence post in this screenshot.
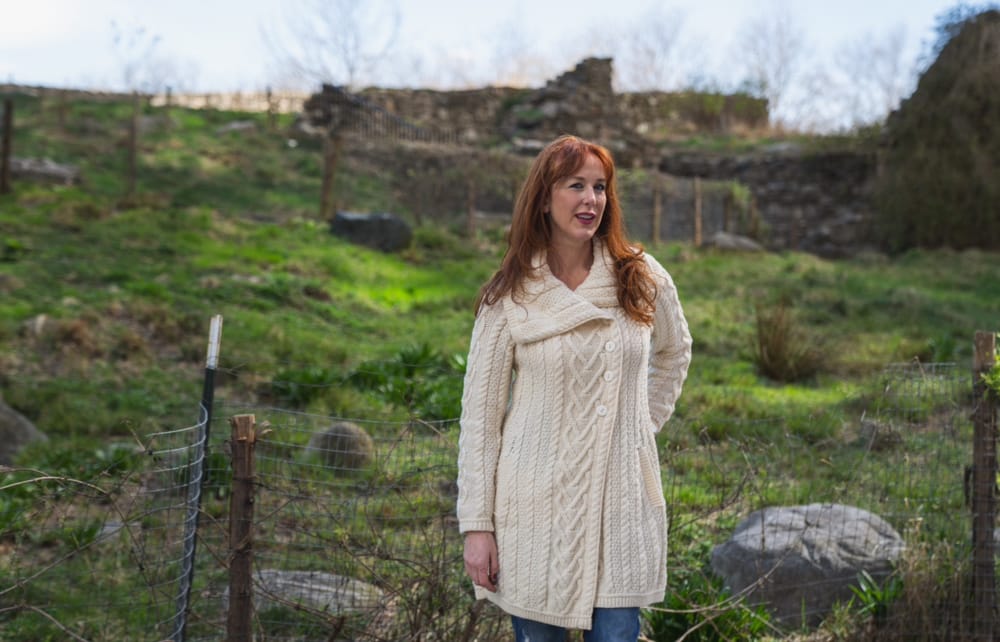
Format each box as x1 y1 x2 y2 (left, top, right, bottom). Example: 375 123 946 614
972 330 997 640
171 315 224 642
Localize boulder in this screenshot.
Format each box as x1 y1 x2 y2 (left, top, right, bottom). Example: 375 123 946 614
330 211 412 252
225 568 383 615
0 398 47 465
306 421 375 472
704 231 765 252
10 157 80 186
711 503 905 629
215 120 257 134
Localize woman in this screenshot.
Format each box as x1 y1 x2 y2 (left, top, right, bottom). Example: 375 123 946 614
457 135 692 641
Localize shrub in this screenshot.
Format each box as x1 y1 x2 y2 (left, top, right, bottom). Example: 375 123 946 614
753 300 824 383
269 366 341 407
346 343 465 420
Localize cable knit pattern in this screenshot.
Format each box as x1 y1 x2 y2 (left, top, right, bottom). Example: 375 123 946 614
457 240 692 630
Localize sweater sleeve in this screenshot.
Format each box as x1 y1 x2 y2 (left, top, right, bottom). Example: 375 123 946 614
646 257 692 431
456 300 515 533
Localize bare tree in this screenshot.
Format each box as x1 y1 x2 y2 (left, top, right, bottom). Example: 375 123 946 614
615 4 688 91
733 3 806 127
488 19 557 87
109 20 198 94
831 25 912 128
264 0 400 89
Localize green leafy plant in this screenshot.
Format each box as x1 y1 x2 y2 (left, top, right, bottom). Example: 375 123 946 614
850 569 904 622
270 366 341 407
643 568 772 641
982 342 1000 395
347 343 465 420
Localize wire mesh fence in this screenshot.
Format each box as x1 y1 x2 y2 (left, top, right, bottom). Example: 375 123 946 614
0 358 991 640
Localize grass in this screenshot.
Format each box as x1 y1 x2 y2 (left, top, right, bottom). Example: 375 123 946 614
1 90 999 640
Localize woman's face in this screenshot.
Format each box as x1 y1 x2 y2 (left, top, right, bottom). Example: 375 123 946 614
546 153 607 249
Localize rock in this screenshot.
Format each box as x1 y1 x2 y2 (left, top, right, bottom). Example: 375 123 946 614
10 157 80 185
858 416 902 452
330 211 413 252
711 503 905 629
0 398 47 465
306 421 375 472
215 120 257 134
225 568 384 615
704 231 765 252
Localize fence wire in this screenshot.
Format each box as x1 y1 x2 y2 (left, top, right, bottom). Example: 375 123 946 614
0 360 987 641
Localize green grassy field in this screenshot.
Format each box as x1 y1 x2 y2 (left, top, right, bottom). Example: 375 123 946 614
1 91 998 640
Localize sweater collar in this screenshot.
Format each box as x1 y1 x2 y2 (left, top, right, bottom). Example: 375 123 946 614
503 240 618 344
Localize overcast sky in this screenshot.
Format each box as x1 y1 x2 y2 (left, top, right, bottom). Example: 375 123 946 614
0 0 968 127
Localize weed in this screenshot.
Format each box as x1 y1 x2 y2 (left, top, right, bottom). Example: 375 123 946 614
346 343 465 420
850 569 904 623
753 299 824 382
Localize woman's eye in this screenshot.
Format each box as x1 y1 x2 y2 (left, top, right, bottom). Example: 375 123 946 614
595 184 606 192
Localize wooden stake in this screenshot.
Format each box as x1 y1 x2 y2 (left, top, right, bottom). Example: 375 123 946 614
0 99 12 195
320 132 343 220
466 177 477 239
651 173 662 245
693 176 703 247
972 331 997 641
126 91 139 202
227 414 257 642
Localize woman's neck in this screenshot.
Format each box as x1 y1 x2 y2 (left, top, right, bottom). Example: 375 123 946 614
547 239 594 290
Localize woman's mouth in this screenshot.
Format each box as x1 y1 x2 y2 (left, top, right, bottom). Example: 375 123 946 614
575 213 596 224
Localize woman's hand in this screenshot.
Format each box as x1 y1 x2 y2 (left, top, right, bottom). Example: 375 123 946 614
463 531 499 592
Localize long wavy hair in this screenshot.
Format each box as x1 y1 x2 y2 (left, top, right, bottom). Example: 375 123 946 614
476 135 656 325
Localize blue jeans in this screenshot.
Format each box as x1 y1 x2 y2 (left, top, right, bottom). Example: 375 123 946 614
511 607 640 642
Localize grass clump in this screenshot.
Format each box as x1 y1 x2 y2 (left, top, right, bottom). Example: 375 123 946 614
753 298 825 383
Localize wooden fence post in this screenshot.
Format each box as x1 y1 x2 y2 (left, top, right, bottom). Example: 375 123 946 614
320 131 343 220
0 99 12 195
126 91 139 202
466 176 477 239
972 331 997 640
651 172 662 246
723 191 732 233
227 413 258 642
693 176 703 247
266 86 276 132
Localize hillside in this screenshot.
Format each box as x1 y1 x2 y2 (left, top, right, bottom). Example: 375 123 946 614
1 91 997 438
1 90 999 640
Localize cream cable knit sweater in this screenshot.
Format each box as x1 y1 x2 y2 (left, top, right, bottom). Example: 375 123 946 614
457 241 692 630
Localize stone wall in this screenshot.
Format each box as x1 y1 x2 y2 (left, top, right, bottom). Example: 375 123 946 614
352 58 767 162
660 149 877 257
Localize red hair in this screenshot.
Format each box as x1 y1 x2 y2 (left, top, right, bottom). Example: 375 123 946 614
477 135 656 325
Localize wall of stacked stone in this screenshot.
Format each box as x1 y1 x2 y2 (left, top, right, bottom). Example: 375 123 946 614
342 59 765 150
348 138 854 255
618 91 769 137
660 150 877 257
359 136 876 258
352 85 767 147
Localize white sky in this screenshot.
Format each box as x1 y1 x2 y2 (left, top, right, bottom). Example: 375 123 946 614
0 0 958 89
0 0 963 129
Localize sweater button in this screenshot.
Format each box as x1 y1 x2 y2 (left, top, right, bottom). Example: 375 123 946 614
596 405 608 416
603 371 614 382
605 341 616 352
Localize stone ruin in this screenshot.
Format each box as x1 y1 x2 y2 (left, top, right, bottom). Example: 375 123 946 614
308 58 766 166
